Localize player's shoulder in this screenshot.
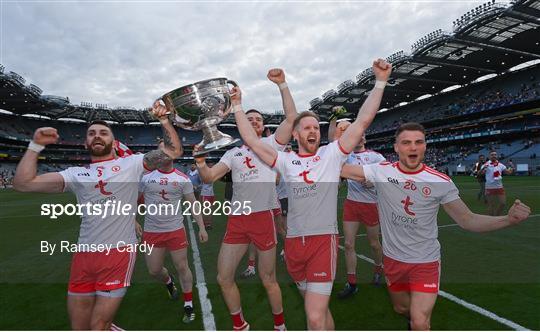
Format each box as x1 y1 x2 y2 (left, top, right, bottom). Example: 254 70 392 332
173 169 190 181
422 165 452 182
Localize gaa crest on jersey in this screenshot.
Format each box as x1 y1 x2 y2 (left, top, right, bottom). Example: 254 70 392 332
112 166 121 172
422 186 432 196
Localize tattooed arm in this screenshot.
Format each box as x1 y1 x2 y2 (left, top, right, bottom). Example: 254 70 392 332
143 101 183 170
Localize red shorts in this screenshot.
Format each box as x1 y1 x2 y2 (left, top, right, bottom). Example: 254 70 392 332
223 210 277 251
143 228 188 251
342 199 379 226
486 188 505 195
201 195 215 203
68 248 136 294
284 234 338 283
272 208 282 217
383 255 440 293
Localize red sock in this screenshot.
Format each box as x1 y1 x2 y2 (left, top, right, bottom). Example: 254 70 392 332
184 292 193 302
273 310 285 326
231 310 246 329
248 259 256 268
374 264 383 274
347 273 357 285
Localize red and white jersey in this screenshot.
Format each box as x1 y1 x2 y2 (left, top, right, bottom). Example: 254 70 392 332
200 183 214 197
139 169 193 233
363 162 460 263
482 161 507 189
346 150 386 203
272 141 349 237
59 154 146 247
219 134 285 213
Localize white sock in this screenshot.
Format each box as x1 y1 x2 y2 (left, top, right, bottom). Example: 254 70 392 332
185 300 193 307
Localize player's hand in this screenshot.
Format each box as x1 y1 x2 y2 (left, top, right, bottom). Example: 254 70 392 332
33 127 59 146
151 100 169 122
267 68 286 84
507 199 531 225
134 221 143 238
199 228 208 243
373 58 392 82
193 145 207 165
230 86 242 106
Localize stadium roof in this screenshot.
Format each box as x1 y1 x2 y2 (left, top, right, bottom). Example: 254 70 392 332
1 0 539 125
309 0 540 119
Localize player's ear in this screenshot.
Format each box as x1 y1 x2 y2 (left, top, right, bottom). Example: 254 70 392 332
393 142 398 154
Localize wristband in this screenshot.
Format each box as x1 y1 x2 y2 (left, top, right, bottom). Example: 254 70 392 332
278 82 288 90
232 104 243 113
374 80 387 89
28 140 45 153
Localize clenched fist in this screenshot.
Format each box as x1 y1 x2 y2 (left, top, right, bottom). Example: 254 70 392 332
267 68 286 84
507 199 531 225
33 127 59 146
373 58 392 82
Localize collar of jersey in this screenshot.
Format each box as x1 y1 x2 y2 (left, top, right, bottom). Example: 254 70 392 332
90 156 117 164
396 162 425 175
296 151 316 158
158 168 175 174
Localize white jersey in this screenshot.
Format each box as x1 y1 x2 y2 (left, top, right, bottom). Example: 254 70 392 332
219 134 285 213
363 162 460 263
139 169 193 233
346 150 386 203
59 154 146 247
276 174 288 200
482 161 507 189
200 183 214 197
273 141 349 237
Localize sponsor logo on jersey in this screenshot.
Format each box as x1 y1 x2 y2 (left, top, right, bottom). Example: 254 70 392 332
243 156 256 169
160 189 169 201
95 180 113 196
401 196 415 216
299 170 314 184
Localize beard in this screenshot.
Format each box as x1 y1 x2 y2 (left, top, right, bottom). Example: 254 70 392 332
87 140 113 157
298 136 320 154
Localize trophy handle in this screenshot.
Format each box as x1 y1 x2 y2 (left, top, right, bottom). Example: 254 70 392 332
222 79 239 118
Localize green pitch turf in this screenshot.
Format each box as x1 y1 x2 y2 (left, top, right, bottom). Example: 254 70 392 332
0 176 539 330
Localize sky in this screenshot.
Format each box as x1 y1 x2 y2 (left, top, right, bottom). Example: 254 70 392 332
1 0 488 114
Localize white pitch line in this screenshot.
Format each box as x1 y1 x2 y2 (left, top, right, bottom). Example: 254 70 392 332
337 245 531 331
338 214 540 238
186 215 216 330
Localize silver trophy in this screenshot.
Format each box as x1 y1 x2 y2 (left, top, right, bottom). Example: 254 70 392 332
161 78 240 156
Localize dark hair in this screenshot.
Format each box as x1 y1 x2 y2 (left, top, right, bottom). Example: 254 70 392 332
245 109 263 117
88 120 112 130
395 122 425 139
293 111 320 129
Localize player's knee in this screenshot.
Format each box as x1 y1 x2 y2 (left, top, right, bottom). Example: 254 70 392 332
216 273 234 288
147 267 163 278
260 275 278 290
344 240 355 252
393 303 409 316
306 311 326 330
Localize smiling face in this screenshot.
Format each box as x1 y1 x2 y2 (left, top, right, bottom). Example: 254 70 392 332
394 130 426 171
293 116 321 155
246 110 264 137
85 124 114 157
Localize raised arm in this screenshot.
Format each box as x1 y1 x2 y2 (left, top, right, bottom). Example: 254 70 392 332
143 101 183 171
339 59 392 153
442 198 530 232
328 117 337 143
340 164 366 182
13 127 65 193
193 150 230 183
267 69 298 144
231 86 278 167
